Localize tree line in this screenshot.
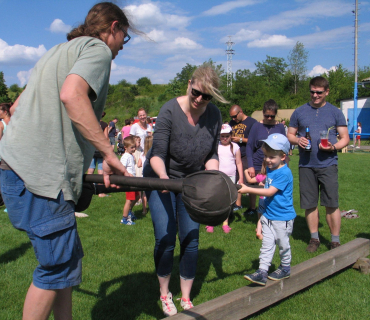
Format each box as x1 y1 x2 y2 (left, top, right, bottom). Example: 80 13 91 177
1 42 370 125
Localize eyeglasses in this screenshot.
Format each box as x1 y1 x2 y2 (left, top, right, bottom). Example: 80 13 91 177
122 29 131 44
264 114 276 119
191 88 213 101
310 90 325 95
230 110 241 119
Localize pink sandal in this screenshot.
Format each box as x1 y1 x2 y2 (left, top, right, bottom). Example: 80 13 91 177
205 226 214 233
222 225 231 233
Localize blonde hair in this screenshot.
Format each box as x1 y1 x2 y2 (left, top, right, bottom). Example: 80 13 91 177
123 136 136 149
143 136 153 156
190 64 229 104
260 160 267 176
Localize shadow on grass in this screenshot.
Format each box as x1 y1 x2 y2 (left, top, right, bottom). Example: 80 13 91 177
291 215 327 245
0 242 32 265
82 247 244 320
356 232 370 239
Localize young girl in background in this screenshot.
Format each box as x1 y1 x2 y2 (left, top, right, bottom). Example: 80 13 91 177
245 160 267 240
206 124 243 233
138 136 153 215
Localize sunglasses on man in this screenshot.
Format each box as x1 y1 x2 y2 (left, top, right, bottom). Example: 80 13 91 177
310 90 325 95
191 88 213 101
230 110 241 119
264 114 276 119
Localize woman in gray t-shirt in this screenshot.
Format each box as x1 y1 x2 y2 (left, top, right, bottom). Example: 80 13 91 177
143 65 228 316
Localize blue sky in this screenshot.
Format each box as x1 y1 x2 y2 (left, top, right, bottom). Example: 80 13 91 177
1 0 369 87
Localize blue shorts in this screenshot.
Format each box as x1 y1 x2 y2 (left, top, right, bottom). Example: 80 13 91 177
0 169 84 290
89 157 103 171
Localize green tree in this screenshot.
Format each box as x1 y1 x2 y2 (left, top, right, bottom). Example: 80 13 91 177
136 77 151 87
8 83 23 102
323 64 353 106
255 55 288 91
287 41 309 94
0 71 11 103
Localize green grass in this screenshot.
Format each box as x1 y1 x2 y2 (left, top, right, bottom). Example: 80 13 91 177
1 151 370 319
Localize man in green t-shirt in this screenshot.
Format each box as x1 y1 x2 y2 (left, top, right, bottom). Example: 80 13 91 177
0 3 135 319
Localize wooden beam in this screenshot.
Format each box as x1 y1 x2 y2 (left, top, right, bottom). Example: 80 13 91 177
166 238 370 320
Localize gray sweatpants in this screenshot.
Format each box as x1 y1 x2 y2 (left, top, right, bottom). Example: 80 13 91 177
259 215 294 271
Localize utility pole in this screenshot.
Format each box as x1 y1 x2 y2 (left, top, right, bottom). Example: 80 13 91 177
226 36 235 92
353 0 358 148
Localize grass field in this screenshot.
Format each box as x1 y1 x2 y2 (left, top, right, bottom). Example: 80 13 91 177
1 151 369 319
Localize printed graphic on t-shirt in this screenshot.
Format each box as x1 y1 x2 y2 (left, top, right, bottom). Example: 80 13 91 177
232 123 247 138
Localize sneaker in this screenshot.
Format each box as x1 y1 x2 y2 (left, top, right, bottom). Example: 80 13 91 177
205 226 214 233
120 217 135 225
268 266 290 281
222 225 232 233
350 144 354 147
306 238 320 252
244 269 267 286
244 208 257 216
356 146 360 149
128 210 137 221
233 205 243 212
160 292 177 316
177 298 194 310
330 242 341 250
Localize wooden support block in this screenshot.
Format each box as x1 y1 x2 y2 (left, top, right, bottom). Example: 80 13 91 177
165 238 370 320
352 257 370 274
342 146 348 153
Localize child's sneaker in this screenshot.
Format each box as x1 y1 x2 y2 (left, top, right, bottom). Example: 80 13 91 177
120 217 135 225
233 205 242 212
128 210 137 221
160 292 177 316
177 297 194 310
222 225 232 233
205 226 214 233
268 266 290 281
244 269 267 286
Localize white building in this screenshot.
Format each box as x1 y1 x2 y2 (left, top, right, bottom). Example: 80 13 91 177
340 96 370 136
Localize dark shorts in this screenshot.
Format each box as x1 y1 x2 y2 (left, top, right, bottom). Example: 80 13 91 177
0 169 84 290
299 165 339 209
236 156 249 183
109 136 116 146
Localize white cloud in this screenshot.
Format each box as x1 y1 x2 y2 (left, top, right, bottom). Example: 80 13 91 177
248 35 294 48
308 65 337 77
124 3 190 30
226 29 261 43
17 68 33 86
132 29 167 45
0 39 46 65
202 0 260 16
49 19 72 33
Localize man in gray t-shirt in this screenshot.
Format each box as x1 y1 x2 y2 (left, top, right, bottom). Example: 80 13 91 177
288 76 349 253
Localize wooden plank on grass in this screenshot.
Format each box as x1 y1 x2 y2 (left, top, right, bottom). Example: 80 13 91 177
166 238 370 320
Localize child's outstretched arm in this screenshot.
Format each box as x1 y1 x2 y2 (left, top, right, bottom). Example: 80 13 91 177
238 184 278 197
245 169 257 184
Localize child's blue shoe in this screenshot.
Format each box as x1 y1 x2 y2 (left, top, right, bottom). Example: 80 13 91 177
244 269 267 286
120 217 135 225
4 208 7 213
268 266 290 281
128 210 137 221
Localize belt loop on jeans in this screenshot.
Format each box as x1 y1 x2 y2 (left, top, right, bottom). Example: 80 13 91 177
0 159 12 171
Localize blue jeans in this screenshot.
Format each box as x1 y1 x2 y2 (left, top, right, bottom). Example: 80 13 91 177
89 157 103 171
1 169 83 289
146 190 200 280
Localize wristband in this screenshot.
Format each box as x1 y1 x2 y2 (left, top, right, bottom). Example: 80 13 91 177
332 145 337 152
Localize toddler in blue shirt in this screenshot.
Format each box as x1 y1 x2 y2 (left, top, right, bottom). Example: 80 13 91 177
239 133 296 285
